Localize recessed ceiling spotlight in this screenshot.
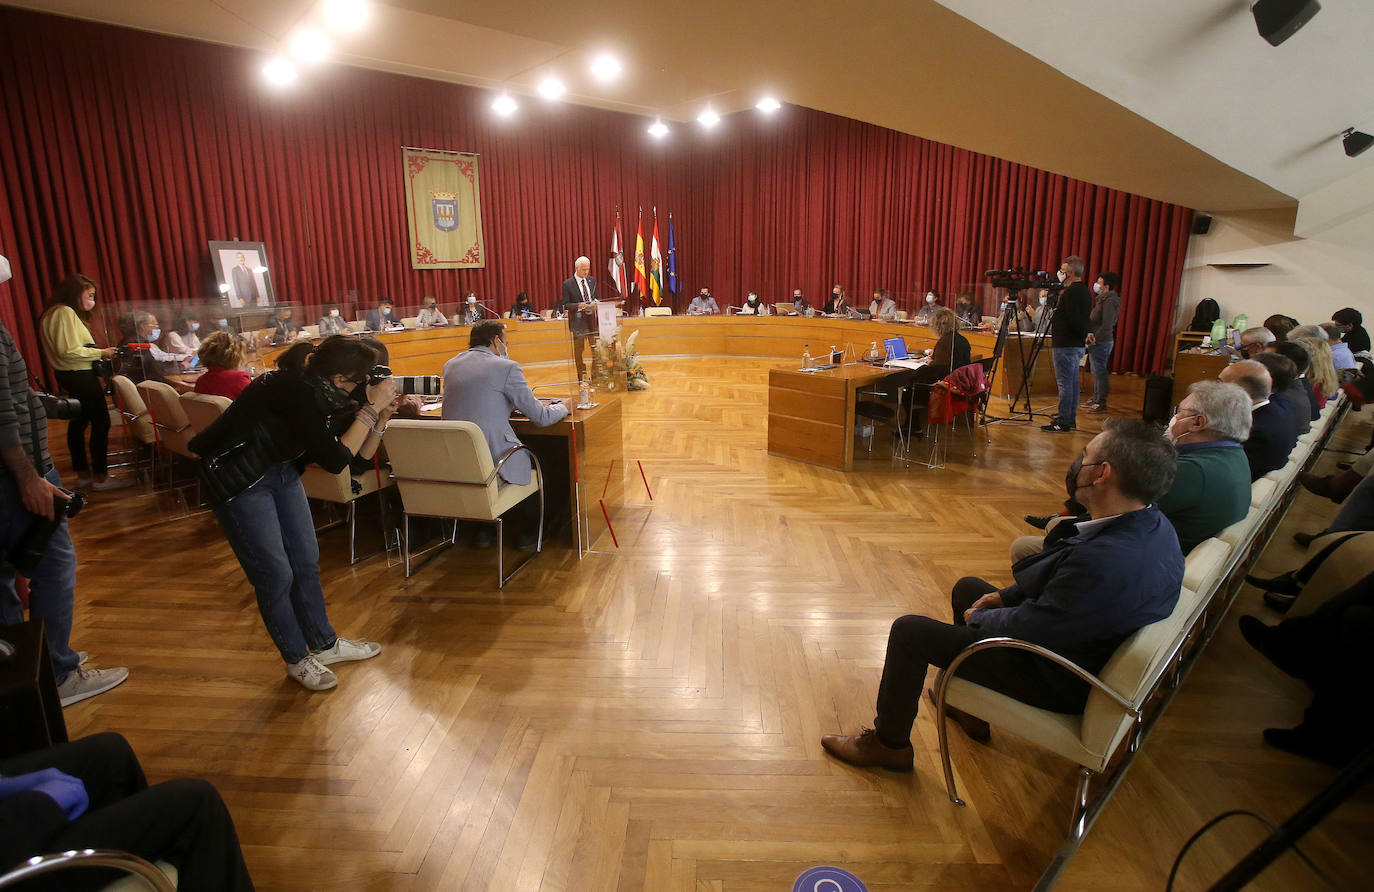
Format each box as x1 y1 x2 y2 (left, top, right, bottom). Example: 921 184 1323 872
755 97 781 113
262 56 299 88
590 54 622 81
491 94 519 117
288 28 331 64
537 77 566 100
647 119 669 139
322 0 372 33
697 108 721 129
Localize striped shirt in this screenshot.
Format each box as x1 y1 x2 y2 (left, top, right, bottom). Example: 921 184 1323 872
0 321 49 475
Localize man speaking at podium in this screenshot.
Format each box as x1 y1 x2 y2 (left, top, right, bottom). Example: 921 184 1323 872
559 256 599 380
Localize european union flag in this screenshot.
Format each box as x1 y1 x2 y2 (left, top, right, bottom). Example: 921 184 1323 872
667 213 679 294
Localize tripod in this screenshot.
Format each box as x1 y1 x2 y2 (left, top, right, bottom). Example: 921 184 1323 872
982 292 1055 425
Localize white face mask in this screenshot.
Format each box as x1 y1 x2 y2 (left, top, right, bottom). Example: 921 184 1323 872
0 254 10 285
468 296 477 304
81 294 96 311
1093 283 1103 295
329 309 339 317
1039 296 1048 306
1057 270 1068 283
925 295 935 304
217 319 229 330
189 321 200 332
148 328 161 341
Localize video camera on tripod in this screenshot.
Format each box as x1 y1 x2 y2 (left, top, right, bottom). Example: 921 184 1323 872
984 267 1064 296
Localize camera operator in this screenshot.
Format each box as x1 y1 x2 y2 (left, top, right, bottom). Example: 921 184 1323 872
38 274 130 491
0 255 130 706
1042 255 1092 433
188 335 393 692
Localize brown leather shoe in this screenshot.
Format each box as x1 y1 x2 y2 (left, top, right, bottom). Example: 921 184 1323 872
1298 472 1332 499
927 689 992 744
820 728 914 771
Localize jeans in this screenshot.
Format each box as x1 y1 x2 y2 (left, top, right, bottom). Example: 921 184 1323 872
211 462 335 664
1087 340 1113 406
1052 346 1086 427
0 467 81 685
0 733 254 891
872 577 1088 746
54 368 111 475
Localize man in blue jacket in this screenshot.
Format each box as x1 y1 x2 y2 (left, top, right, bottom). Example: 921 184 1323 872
822 419 1184 769
1220 360 1295 481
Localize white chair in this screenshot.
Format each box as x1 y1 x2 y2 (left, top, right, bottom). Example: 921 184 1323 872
400 316 419 329
302 324 320 338
644 306 672 317
136 381 195 460
0 849 176 890
347 320 366 332
110 375 157 481
300 462 395 564
895 310 909 321
180 392 231 436
384 419 544 586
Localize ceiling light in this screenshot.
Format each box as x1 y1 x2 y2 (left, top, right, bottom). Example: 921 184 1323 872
491 94 518 117
253 266 269 275
261 56 298 88
288 28 331 64
322 0 371 33
647 120 669 139
697 108 720 129
590 54 622 81
537 77 566 100
1343 128 1374 158
755 97 781 113
218 283 231 294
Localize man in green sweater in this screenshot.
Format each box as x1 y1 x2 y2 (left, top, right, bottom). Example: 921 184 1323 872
1012 380 1253 558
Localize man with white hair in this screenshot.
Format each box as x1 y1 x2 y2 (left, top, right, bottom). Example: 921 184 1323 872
558 256 599 380
1238 326 1275 358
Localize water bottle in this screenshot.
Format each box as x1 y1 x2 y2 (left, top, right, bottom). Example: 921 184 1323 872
1233 313 1248 333
578 378 591 407
802 344 812 370
866 341 880 362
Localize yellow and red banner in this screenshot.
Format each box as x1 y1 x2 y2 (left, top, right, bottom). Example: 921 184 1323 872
402 148 485 269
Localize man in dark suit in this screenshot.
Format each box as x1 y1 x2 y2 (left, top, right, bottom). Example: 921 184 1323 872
1220 359 1295 481
558 256 599 380
364 298 403 333
821 420 1184 769
1042 255 1093 433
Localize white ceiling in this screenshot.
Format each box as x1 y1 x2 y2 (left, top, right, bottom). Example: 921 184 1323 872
8 0 1336 212
936 0 1374 206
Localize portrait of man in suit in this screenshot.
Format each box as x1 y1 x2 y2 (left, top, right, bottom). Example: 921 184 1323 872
211 240 276 309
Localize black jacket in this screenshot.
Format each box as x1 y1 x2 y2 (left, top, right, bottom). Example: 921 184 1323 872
1051 282 1092 349
1243 401 1297 481
559 276 599 335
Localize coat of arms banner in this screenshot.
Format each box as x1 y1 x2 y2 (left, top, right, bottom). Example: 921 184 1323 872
402 148 486 269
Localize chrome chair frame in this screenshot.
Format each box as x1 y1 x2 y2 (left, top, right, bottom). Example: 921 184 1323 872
394 445 545 587
0 849 175 890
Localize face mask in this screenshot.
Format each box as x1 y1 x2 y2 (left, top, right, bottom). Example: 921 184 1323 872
925 295 935 304
1164 415 1182 445
1093 283 1103 295
0 254 10 285
1057 270 1068 283
1064 455 1085 500
329 309 339 317
794 295 802 301
700 294 709 300
189 322 200 332
748 296 758 304
217 319 229 330
468 296 477 304
81 295 96 311
1039 296 1048 306
148 328 161 342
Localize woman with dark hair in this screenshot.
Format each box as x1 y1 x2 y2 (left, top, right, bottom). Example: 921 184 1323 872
508 292 539 319
1332 307 1369 355
38 274 128 490
164 309 202 356
189 336 397 691
1264 314 1299 342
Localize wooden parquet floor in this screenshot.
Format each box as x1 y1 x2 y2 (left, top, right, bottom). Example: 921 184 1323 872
54 357 1374 891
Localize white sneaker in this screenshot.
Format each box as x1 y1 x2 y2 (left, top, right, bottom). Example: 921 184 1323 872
287 655 338 691
91 476 134 491
313 637 381 666
78 651 89 666
58 666 130 707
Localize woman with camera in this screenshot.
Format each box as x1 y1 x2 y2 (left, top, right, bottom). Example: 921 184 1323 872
189 336 396 691
38 275 130 490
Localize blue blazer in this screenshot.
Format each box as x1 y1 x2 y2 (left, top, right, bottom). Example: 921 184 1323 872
1244 401 1296 481
969 507 1184 677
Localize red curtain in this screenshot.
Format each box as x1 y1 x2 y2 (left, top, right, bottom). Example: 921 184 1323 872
0 7 1191 383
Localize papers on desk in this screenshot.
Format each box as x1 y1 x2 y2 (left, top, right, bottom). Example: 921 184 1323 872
796 363 839 373
882 358 929 371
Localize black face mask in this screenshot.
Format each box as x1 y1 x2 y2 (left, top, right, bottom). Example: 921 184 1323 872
1064 455 1084 500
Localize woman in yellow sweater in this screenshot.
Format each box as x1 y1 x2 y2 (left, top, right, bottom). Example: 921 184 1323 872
39 275 128 490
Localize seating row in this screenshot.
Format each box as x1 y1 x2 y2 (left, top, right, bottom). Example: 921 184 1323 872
933 393 1349 888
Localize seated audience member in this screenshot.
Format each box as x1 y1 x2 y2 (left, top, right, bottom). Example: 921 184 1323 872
317 302 349 336
1263 314 1299 341
193 331 251 400
1013 382 1252 560
460 291 487 325
164 311 202 356
0 732 254 890
365 298 404 332
1288 472 1374 548
1270 339 1320 423
870 289 898 322
906 307 973 418
1286 324 1325 343
1186 298 1220 333
1253 351 1308 437
914 290 942 325
1219 359 1294 481
269 305 304 345
823 285 850 316
687 288 720 316
790 288 812 317
953 292 980 327
820 420 1183 767
1246 531 1374 613
508 292 540 319
1332 307 1369 355
1323 323 1358 373
416 296 449 327
1003 292 1049 334
116 311 186 382
1294 336 1338 409
1239 571 1374 765
739 291 769 316
1300 448 1374 504
440 320 569 549
1237 326 1275 358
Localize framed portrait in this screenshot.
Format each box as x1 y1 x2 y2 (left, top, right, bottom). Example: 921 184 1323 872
210 240 276 308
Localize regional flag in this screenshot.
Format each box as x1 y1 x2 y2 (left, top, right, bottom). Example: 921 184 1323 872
609 213 628 298
633 209 648 297
667 212 679 295
649 209 664 306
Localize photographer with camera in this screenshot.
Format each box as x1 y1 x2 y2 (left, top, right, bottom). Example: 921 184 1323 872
188 335 393 692
1 256 130 705
37 274 130 491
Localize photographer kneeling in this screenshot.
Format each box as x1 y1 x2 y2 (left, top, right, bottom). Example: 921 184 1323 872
190 336 396 692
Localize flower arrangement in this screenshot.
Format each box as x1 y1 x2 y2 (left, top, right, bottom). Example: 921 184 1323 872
590 328 650 391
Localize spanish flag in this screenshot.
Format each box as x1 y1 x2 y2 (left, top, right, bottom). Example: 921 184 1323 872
649 208 664 306
633 208 648 298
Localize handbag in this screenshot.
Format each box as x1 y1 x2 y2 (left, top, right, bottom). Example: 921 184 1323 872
194 419 283 504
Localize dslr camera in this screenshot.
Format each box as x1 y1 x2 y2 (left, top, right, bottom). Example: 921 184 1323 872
366 365 442 396
36 392 83 420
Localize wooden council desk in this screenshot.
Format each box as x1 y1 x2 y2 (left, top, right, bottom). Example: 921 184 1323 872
766 363 896 471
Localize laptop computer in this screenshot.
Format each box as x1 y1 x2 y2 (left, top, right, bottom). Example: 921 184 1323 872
884 337 908 361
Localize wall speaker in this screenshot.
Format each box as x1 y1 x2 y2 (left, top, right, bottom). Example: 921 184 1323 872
1252 0 1321 47
1343 129 1374 158
1191 213 1213 235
